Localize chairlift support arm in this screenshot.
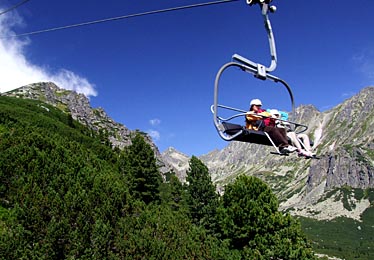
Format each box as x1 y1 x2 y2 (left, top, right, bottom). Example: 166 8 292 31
234 0 277 79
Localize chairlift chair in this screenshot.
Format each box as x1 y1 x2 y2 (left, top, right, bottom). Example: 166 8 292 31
212 0 308 155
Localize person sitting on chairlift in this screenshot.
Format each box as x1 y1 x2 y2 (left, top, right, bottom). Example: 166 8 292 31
269 109 316 158
245 99 297 154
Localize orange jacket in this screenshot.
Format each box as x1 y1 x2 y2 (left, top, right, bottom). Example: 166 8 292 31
245 110 272 130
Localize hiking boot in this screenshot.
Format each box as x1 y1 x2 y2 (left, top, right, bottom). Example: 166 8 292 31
280 145 297 154
298 150 314 158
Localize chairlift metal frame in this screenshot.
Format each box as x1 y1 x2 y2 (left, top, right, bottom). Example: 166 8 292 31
212 0 308 153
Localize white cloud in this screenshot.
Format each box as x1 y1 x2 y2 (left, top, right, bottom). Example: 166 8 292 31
147 119 161 142
0 11 97 97
149 118 161 126
147 130 160 142
51 69 97 97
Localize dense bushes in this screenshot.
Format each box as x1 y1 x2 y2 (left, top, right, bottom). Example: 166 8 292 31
218 175 315 259
0 96 315 259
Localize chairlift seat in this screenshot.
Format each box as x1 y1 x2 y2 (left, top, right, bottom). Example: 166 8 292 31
221 122 272 146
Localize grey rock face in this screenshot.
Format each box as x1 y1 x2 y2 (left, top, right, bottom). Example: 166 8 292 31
161 147 190 182
5 82 133 147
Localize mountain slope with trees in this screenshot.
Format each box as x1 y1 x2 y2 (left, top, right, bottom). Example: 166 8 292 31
0 95 315 259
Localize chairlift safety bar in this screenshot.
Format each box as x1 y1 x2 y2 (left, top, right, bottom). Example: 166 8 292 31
213 60 297 141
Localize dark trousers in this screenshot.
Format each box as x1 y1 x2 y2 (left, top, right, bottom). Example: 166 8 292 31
263 126 289 148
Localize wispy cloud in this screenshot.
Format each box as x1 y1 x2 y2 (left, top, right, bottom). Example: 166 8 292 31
352 48 374 83
341 91 355 99
50 69 97 97
147 118 162 142
147 129 160 142
149 118 161 126
0 11 97 97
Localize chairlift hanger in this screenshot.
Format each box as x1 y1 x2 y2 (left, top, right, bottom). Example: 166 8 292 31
212 0 308 154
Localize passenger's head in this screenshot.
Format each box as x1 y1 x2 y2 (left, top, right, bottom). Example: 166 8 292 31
269 109 280 118
249 98 262 112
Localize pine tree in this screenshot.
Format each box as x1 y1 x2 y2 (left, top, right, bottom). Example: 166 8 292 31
218 175 316 259
160 174 189 212
122 132 162 204
185 156 219 233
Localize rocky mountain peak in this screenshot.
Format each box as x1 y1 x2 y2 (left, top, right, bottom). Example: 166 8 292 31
161 147 190 182
5 82 132 147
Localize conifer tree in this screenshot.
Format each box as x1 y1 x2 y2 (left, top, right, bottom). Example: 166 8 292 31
218 175 316 259
160 174 188 212
122 132 162 204
185 156 219 233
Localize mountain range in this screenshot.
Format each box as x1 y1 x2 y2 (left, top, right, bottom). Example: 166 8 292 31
4 82 374 222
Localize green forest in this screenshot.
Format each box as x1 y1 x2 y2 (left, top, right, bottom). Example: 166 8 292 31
0 96 316 259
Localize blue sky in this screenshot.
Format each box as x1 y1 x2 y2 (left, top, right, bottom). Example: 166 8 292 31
1 0 373 156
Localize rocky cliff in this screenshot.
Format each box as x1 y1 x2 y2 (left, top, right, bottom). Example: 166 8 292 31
161 147 190 182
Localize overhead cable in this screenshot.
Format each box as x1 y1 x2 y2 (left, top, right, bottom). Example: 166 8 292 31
6 0 239 38
0 0 31 16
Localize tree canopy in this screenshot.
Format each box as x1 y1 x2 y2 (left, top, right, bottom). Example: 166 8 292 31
120 132 162 204
185 156 219 232
217 175 316 259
